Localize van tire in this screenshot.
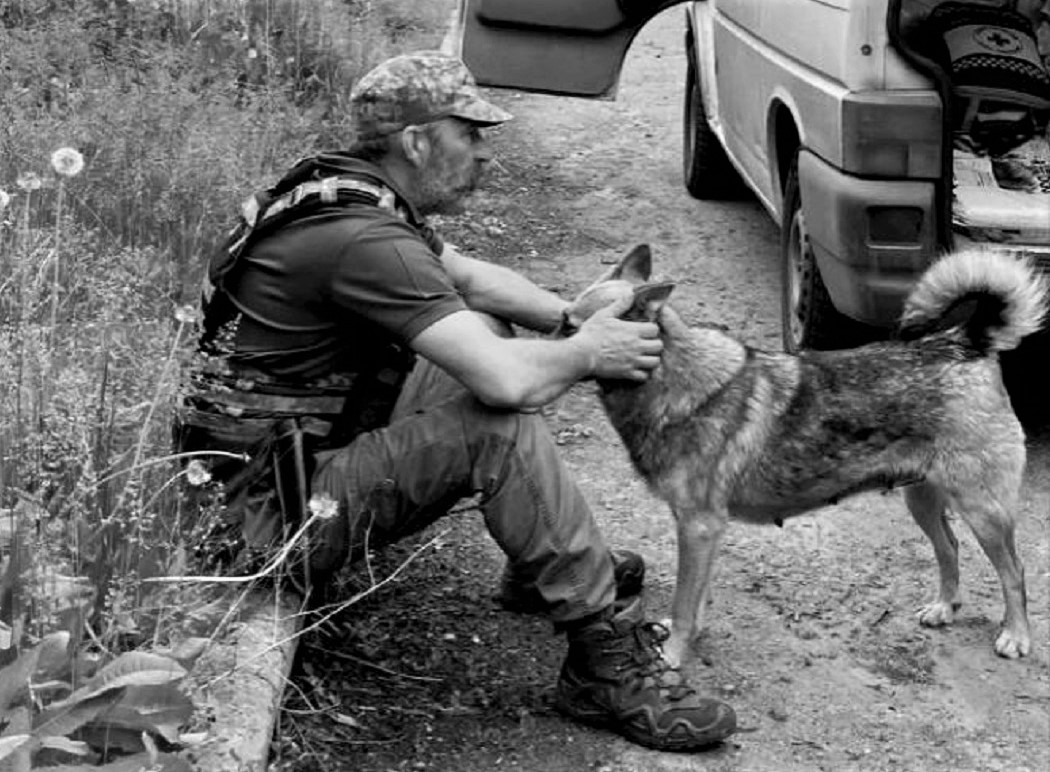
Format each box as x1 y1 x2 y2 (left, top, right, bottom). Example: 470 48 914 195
1002 332 1050 434
682 43 744 200
780 158 861 353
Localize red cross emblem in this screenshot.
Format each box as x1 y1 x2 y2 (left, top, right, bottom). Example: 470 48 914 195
973 25 1023 54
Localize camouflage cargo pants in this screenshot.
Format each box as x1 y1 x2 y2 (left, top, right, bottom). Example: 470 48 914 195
309 356 617 625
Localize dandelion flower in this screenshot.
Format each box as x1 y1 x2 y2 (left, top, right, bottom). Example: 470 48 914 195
307 493 339 521
16 172 42 191
51 147 85 177
0 189 10 212
185 460 212 486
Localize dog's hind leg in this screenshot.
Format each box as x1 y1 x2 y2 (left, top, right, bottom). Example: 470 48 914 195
904 482 962 628
950 485 1030 659
663 506 727 668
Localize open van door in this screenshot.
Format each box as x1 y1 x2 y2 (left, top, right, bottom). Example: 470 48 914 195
456 0 686 98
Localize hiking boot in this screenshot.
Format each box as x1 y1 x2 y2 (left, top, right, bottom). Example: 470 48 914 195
555 596 737 752
496 549 645 614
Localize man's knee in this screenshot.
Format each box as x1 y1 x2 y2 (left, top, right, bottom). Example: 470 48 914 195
458 396 542 444
457 402 562 492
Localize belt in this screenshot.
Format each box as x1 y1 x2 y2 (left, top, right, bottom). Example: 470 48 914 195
190 390 346 418
176 401 335 440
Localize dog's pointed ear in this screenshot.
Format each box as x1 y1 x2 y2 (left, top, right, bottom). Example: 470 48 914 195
630 281 675 321
609 244 652 284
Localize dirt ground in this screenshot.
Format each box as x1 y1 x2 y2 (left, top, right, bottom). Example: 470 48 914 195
273 9 1050 772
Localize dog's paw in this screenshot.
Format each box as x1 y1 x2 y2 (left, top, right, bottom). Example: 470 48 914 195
916 600 958 628
659 618 692 668
995 627 1031 659
661 634 688 669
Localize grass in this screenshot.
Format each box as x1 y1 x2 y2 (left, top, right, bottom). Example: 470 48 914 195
0 0 455 766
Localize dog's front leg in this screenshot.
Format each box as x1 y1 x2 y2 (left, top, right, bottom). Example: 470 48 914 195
663 507 727 668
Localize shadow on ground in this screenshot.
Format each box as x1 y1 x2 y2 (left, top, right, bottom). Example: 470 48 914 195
270 519 698 772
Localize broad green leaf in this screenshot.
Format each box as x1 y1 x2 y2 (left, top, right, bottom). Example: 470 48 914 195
0 646 40 713
0 706 30 772
93 684 194 744
170 637 210 665
82 651 186 690
29 679 72 696
34 631 73 682
0 705 29 737
0 736 29 762
38 736 90 755
141 731 159 762
116 684 194 718
31 688 126 739
28 753 192 771
75 726 144 756
50 652 186 709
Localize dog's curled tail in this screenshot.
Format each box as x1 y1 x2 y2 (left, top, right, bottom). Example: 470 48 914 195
899 248 1048 354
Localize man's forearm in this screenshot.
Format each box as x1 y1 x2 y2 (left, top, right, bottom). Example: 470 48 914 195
411 312 594 410
452 251 568 332
499 335 596 407
410 301 660 412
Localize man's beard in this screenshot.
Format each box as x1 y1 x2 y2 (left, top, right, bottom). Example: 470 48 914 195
415 157 482 216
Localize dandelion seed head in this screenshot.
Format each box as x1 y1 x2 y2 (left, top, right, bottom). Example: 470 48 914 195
16 172 42 191
174 305 200 324
308 493 339 521
51 147 85 177
185 460 212 486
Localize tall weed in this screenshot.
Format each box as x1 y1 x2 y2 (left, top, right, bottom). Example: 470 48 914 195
0 0 454 764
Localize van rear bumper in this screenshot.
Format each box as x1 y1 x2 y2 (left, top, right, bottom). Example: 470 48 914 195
797 149 938 327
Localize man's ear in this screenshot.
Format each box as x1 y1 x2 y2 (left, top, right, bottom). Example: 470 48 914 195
630 281 675 321
610 244 652 284
400 125 430 167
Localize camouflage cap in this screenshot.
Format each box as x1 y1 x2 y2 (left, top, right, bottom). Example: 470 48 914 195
350 50 513 141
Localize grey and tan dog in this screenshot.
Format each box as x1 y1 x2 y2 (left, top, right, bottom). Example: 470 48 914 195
562 244 1047 667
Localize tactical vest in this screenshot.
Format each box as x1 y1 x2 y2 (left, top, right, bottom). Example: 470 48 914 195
180 154 420 456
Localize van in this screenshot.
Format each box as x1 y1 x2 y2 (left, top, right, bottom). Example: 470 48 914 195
456 0 1050 352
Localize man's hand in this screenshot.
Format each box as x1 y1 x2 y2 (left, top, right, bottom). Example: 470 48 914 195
573 295 663 381
410 296 663 410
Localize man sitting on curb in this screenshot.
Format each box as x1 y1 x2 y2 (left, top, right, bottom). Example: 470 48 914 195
176 50 737 752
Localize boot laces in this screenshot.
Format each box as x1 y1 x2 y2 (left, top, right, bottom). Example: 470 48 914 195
604 620 696 700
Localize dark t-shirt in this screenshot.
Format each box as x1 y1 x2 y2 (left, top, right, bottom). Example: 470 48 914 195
216 162 467 383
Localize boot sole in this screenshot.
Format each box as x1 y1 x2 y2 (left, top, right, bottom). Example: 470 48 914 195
554 689 736 753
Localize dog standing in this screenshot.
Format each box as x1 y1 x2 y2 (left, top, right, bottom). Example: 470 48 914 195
562 244 1047 667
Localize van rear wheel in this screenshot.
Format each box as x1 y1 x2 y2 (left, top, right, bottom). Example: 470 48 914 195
682 36 745 200
780 159 860 353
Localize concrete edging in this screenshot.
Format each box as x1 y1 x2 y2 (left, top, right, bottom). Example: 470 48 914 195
181 588 304 772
